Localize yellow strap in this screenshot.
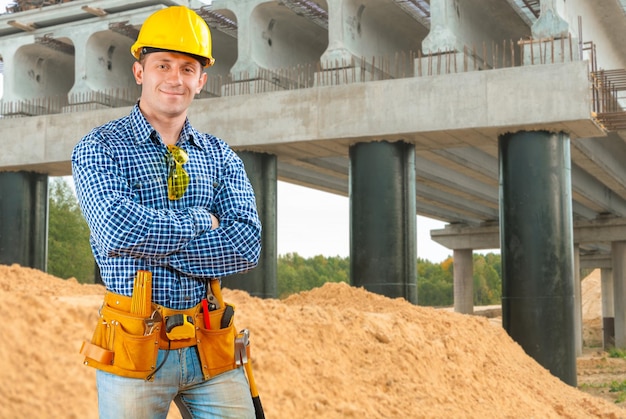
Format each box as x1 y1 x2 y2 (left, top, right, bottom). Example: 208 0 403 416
209 278 225 307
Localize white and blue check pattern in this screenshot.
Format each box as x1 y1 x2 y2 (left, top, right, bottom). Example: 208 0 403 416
72 104 261 309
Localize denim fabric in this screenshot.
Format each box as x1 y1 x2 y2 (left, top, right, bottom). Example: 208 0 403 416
96 347 254 419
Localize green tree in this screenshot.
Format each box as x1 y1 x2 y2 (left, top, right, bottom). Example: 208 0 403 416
48 177 94 283
473 253 502 305
277 253 349 298
417 257 453 307
416 254 502 307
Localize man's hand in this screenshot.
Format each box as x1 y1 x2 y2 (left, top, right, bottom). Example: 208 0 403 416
210 213 220 230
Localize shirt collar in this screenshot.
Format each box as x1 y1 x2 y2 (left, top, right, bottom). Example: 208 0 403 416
129 103 205 150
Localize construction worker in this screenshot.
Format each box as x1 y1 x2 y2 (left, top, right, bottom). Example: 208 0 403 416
72 6 261 418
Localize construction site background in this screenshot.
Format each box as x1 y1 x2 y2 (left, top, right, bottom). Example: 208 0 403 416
3 0 73 14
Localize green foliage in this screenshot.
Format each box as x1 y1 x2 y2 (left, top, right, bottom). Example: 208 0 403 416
277 253 503 306
472 253 502 305
610 380 626 392
417 257 453 307
277 253 349 298
609 380 626 403
415 253 502 307
609 348 626 359
48 177 95 283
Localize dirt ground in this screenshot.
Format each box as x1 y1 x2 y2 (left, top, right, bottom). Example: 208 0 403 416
575 269 626 408
577 349 626 406
0 264 624 419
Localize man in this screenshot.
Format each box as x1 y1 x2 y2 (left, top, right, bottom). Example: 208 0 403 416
72 6 261 418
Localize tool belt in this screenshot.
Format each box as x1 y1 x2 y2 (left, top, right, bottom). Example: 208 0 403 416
80 282 238 381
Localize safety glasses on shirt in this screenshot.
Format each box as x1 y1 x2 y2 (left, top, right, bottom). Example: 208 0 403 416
166 145 189 200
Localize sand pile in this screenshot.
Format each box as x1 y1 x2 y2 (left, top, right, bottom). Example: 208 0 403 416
0 264 623 419
582 269 603 347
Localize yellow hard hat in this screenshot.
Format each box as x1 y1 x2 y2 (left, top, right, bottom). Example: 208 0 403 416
131 6 215 67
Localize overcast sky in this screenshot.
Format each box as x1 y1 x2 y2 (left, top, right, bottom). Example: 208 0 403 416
277 181 454 260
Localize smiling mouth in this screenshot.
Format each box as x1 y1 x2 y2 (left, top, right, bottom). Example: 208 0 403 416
161 90 184 95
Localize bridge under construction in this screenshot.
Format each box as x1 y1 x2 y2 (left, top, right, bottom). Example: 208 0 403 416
1 0 626 385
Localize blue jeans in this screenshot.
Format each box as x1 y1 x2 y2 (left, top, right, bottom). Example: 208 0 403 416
96 347 255 419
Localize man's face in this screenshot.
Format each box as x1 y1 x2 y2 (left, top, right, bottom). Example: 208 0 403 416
133 51 207 119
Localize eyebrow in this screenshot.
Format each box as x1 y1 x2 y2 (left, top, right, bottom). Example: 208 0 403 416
150 54 198 67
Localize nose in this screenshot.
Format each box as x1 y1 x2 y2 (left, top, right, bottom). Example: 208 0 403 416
165 66 183 85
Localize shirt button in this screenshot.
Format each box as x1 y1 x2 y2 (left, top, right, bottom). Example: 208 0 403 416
184 295 191 301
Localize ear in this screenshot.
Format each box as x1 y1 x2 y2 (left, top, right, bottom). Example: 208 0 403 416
196 72 208 94
132 61 143 85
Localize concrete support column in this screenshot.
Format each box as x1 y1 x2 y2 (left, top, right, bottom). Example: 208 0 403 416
612 241 626 348
417 0 482 75
226 0 261 77
0 171 48 271
453 248 473 314
532 0 569 39
601 268 615 349
226 151 277 298
573 244 583 356
499 130 576 386
421 0 458 54
319 0 353 65
521 0 576 66
62 18 143 110
349 141 417 304
65 25 100 99
0 36 35 102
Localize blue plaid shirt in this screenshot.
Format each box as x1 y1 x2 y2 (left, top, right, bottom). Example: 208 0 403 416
72 104 261 309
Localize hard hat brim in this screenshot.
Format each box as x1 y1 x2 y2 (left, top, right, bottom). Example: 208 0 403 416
138 46 214 68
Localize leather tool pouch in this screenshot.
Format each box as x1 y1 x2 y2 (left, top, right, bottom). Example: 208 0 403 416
80 303 160 380
80 281 240 381
194 303 238 380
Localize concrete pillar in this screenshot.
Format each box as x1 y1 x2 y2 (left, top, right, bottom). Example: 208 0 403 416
0 172 48 271
573 244 583 356
612 241 626 348
319 0 353 65
349 141 417 304
532 0 569 39
226 151 277 298
225 0 261 78
418 0 482 74
499 130 576 386
601 268 615 349
66 26 91 99
216 0 328 85
421 0 458 54
64 23 139 109
453 248 473 314
0 36 35 102
520 0 577 66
